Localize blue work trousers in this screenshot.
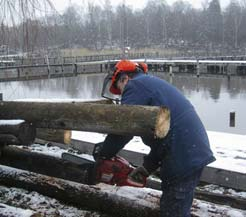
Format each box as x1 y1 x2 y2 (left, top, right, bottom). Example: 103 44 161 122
160 169 203 217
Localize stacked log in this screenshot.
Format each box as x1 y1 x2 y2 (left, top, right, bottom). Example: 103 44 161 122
0 146 94 184
0 165 160 217
0 120 36 146
0 101 170 138
36 128 71 144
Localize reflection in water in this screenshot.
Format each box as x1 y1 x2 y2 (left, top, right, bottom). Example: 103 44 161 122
0 74 105 100
0 73 245 134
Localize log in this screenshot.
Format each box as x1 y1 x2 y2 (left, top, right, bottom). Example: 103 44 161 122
69 139 246 209
194 189 246 210
0 165 160 217
0 120 36 145
0 101 170 138
1 144 245 211
0 146 94 184
0 134 19 146
36 128 71 144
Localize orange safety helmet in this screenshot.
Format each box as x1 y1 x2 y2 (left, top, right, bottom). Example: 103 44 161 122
138 62 148 73
110 59 139 95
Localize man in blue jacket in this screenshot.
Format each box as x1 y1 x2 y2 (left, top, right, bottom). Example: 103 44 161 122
96 59 215 217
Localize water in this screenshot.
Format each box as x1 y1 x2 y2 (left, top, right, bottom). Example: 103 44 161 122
0 73 245 135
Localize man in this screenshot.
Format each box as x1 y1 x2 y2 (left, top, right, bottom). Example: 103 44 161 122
95 59 215 217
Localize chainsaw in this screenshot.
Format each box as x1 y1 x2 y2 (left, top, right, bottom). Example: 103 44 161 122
62 152 146 188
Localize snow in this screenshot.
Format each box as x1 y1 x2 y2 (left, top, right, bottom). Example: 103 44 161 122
0 119 25 125
197 184 246 199
13 143 246 199
0 142 246 216
207 131 246 174
1 127 246 216
72 131 151 153
226 210 245 217
0 186 101 217
0 203 34 217
72 130 246 174
16 143 95 162
97 183 161 209
0 168 245 217
192 199 246 217
15 98 102 102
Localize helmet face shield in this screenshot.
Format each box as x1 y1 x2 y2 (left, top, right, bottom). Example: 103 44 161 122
101 59 139 102
101 73 121 102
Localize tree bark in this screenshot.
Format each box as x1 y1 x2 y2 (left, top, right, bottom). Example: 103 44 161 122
0 101 170 138
0 165 160 217
36 128 71 144
0 146 94 184
0 121 36 145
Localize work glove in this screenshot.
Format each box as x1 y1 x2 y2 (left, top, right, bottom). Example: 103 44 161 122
128 166 149 184
92 142 104 160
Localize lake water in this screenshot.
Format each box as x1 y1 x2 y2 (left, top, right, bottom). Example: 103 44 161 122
0 73 245 135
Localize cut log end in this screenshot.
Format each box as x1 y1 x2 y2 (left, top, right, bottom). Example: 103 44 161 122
36 129 71 145
64 130 71 144
154 107 170 138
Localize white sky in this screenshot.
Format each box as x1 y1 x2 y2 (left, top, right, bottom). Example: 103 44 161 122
51 0 231 13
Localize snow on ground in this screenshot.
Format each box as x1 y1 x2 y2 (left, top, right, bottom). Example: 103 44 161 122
207 131 246 174
72 130 246 174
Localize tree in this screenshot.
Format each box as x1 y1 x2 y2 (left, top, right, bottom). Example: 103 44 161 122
224 0 243 48
0 0 57 53
206 0 223 45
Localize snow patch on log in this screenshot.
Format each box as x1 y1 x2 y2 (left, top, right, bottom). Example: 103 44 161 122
0 186 102 217
97 183 161 209
0 202 34 217
192 199 246 217
0 120 25 125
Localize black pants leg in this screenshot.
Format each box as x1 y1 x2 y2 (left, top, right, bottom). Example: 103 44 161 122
160 169 203 217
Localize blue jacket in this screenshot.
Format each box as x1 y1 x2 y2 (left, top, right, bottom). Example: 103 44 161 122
101 73 215 182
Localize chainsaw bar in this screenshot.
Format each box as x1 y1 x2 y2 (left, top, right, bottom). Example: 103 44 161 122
62 152 95 165
62 152 96 185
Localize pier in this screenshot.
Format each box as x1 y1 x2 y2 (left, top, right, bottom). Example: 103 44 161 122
1 54 246 82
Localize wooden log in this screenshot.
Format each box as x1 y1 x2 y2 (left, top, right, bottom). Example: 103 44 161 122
194 189 246 210
0 145 245 211
0 146 94 184
0 120 36 145
0 134 19 146
0 101 170 138
36 128 71 144
0 165 160 217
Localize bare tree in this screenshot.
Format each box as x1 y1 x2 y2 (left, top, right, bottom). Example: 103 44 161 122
0 0 57 54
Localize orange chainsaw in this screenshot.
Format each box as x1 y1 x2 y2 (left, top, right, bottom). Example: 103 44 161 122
62 152 146 188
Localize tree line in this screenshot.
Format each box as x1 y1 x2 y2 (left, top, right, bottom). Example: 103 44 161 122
1 0 246 57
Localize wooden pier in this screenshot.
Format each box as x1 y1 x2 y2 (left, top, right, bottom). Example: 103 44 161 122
1 53 246 82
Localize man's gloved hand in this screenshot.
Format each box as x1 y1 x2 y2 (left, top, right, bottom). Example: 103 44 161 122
128 166 149 184
92 142 104 160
